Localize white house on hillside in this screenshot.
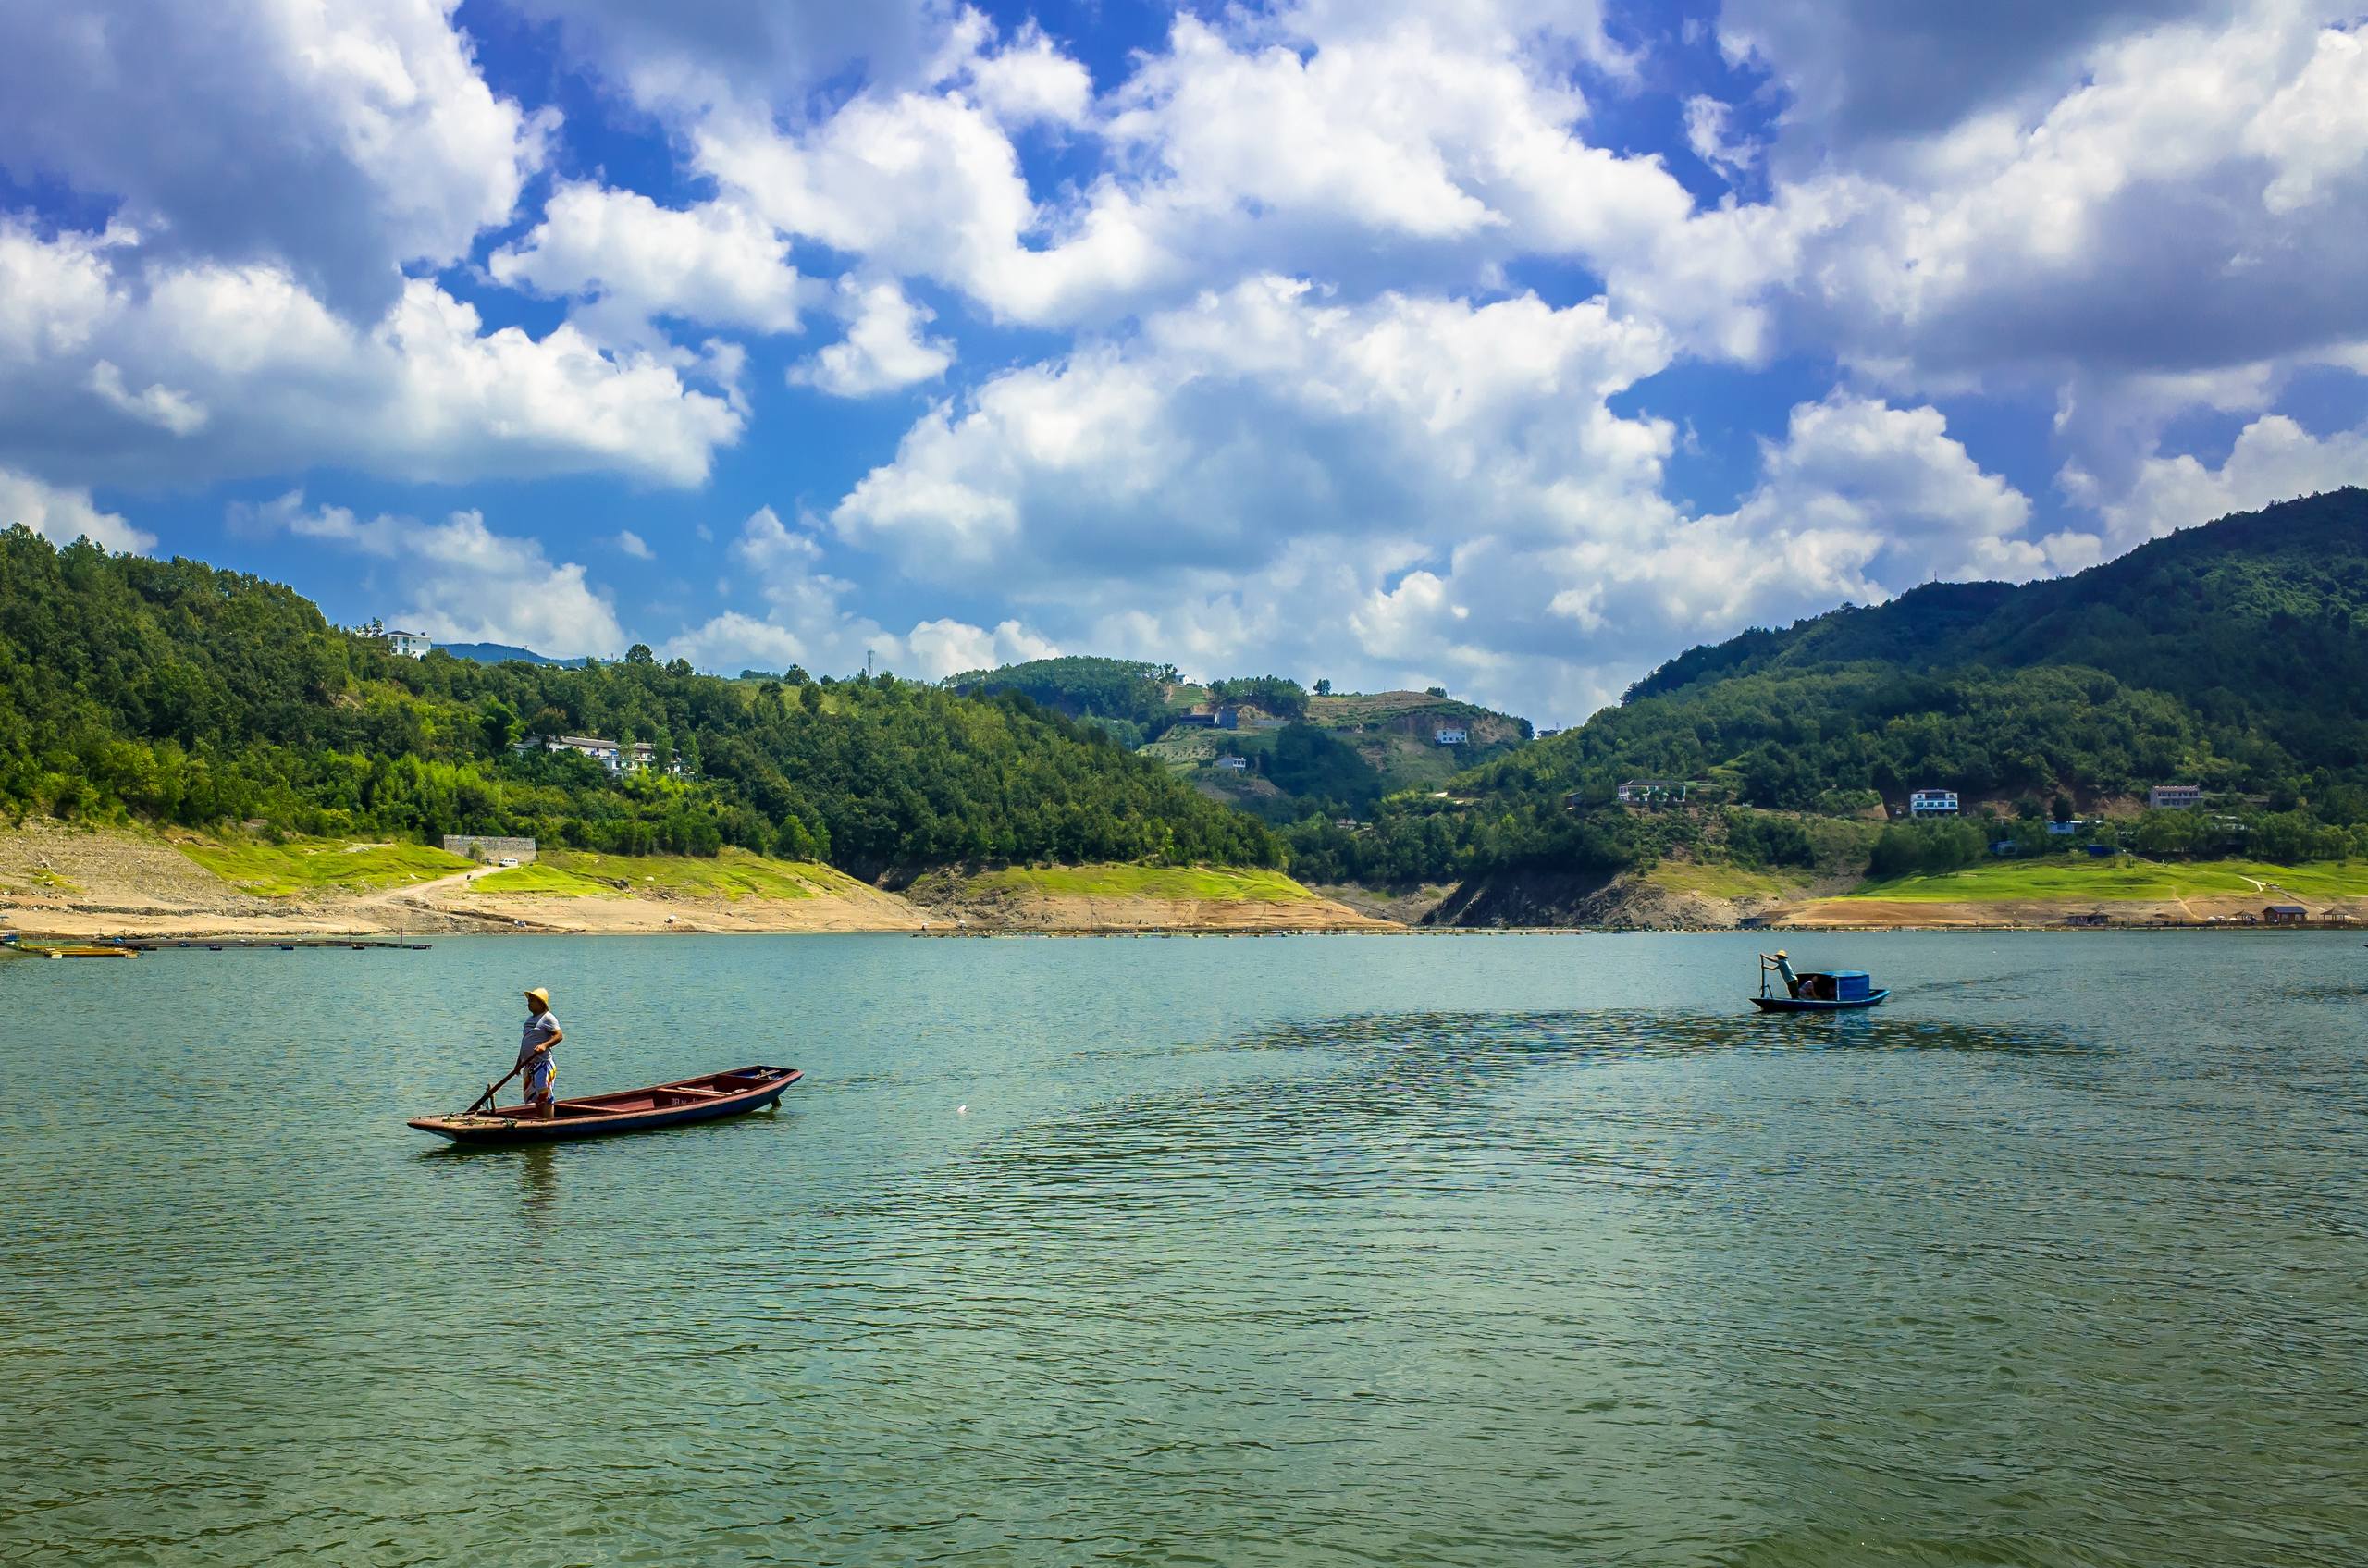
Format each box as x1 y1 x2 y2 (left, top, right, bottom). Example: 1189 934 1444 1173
1908 788 1959 818
1435 726 1468 745
382 628 432 658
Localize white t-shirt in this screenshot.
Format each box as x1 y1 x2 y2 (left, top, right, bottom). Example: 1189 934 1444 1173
518 1010 561 1067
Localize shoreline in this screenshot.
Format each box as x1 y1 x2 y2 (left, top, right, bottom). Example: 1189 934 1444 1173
10 912 2364 942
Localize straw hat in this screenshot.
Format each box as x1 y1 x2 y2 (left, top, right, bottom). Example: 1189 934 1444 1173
524 987 550 1006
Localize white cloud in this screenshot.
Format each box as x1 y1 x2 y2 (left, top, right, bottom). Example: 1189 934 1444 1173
0 221 744 489
2245 23 2368 213
821 267 2102 721
0 466 154 553
834 277 1675 580
791 278 955 397
488 183 811 340
906 617 1061 677
505 0 954 117
232 491 626 656
2067 414 2368 549
1763 11 2368 441
1684 393 2077 617
965 24 1094 128
89 361 208 437
1684 96 1759 180
615 529 655 560
661 506 1056 681
0 0 549 315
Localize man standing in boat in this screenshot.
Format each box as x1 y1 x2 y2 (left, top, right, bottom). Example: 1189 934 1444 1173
519 987 562 1120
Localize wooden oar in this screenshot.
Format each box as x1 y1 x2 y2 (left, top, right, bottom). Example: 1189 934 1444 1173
465 1058 528 1117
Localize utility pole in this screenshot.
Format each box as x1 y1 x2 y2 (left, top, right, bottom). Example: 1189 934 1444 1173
865 647 874 679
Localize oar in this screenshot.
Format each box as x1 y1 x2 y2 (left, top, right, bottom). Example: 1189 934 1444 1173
464 1058 528 1117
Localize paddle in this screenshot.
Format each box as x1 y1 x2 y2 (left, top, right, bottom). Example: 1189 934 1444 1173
464 1058 528 1117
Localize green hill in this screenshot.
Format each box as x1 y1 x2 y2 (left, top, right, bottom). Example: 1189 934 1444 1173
1286 488 2368 892
0 530 1278 875
950 656 1536 821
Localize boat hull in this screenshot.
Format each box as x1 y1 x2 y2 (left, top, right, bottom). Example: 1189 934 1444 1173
408 1065 800 1144
1751 991 1890 1012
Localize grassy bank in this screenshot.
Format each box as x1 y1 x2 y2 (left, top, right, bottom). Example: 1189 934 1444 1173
1643 860 1800 900
969 864 1319 902
471 848 864 901
178 837 475 895
1838 857 2368 905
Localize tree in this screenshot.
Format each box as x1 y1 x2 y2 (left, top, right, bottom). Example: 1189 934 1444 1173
1314 678 1333 696
626 644 656 664
1424 685 1448 698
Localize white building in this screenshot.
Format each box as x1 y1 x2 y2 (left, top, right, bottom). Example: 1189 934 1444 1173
2148 784 2202 809
382 628 433 658
541 735 687 776
1435 726 1469 746
1616 779 1685 805
546 735 623 771
1908 788 1960 818
1215 756 1249 772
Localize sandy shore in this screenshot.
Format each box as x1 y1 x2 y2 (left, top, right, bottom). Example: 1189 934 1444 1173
0 822 1399 940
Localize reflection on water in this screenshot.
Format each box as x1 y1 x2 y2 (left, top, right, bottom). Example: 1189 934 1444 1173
2 931 2363 1566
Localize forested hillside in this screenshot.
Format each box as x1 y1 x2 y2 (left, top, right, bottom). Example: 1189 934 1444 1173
0 529 1278 873
952 655 1533 818
1286 488 2368 887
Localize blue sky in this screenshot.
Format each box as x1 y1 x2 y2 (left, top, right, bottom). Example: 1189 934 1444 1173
3 0 2366 724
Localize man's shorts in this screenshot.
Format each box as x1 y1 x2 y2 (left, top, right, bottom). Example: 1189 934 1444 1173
524 1056 554 1101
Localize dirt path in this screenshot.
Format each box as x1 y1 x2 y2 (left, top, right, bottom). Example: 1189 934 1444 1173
353 868 485 908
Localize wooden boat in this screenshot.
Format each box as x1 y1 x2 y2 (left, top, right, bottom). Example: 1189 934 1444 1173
407 1064 801 1145
1753 951 1888 1012
23 944 138 958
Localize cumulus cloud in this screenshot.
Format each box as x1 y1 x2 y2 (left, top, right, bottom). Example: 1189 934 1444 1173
0 220 744 489
791 278 955 397
505 0 956 116
2066 414 2368 549
487 183 811 341
662 506 1056 680
820 269 2098 720
89 361 208 437
231 491 626 656
0 466 154 553
965 23 1095 128
615 530 655 560
833 277 1677 579
1678 393 2079 616
0 0 549 315
1764 8 2368 439
1719 0 2237 157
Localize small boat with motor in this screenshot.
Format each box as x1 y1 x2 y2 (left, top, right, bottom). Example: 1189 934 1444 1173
407 1064 801 1144
1753 950 1888 1012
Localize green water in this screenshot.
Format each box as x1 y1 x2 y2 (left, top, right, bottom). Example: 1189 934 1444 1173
3 932 2363 1565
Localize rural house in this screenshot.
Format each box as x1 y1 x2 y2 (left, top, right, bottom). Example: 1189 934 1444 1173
1435 726 1468 746
1908 788 1959 818
1616 780 1685 805
2148 784 2203 809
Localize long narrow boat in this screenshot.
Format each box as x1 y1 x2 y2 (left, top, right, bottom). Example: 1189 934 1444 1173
407 1064 801 1145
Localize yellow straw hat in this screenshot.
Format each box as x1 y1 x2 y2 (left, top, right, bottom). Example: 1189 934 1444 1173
524 987 550 1006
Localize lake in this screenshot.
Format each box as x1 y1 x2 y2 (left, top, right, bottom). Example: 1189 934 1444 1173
3 932 2363 1565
